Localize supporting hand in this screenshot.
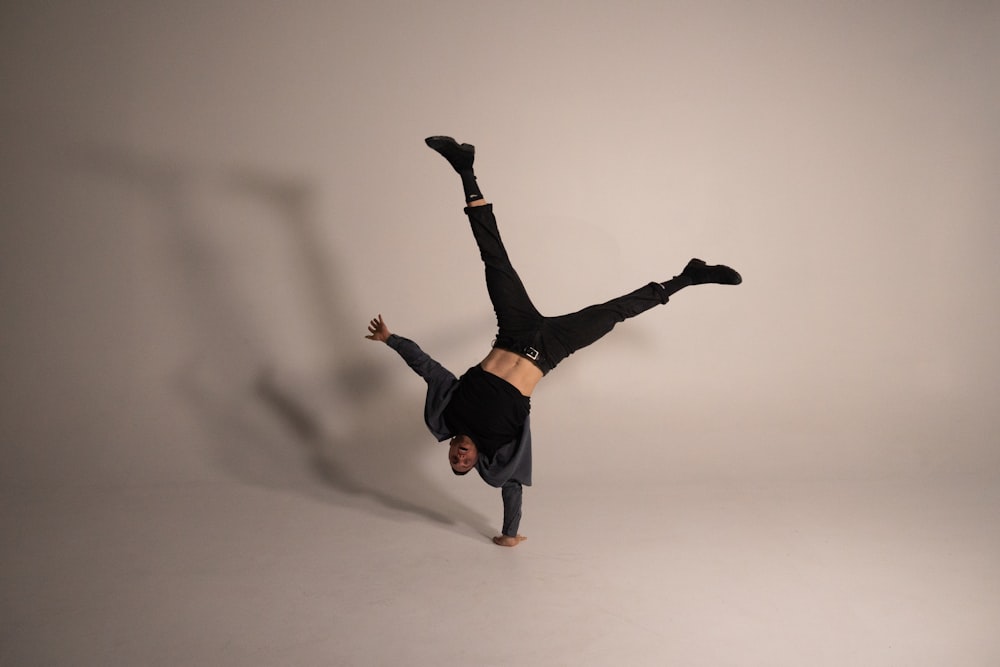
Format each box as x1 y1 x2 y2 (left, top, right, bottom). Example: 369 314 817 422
492 534 527 547
365 314 391 343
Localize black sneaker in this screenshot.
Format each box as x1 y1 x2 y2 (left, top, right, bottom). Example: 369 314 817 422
424 136 475 172
681 258 742 285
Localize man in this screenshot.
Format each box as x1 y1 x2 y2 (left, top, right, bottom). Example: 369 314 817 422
366 136 741 547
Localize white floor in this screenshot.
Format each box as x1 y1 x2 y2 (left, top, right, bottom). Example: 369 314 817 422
4 435 998 665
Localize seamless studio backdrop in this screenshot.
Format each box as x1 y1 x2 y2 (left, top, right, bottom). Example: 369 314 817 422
2 2 999 665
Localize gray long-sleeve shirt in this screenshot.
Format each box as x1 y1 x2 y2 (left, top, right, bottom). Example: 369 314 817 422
386 334 532 536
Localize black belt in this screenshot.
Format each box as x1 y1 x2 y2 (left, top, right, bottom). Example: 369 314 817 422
493 335 549 372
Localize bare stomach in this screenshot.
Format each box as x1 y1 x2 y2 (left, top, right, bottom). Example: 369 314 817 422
479 347 544 397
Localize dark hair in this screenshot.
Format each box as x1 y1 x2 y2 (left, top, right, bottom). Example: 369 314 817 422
451 464 473 476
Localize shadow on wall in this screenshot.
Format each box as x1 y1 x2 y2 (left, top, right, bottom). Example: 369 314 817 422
68 143 494 540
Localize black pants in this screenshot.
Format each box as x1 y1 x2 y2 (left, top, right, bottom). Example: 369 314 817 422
466 204 673 375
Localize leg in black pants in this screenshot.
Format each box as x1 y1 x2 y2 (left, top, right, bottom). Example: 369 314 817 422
465 204 685 374
427 134 740 374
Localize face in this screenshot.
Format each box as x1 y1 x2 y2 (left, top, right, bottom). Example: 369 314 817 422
448 435 478 473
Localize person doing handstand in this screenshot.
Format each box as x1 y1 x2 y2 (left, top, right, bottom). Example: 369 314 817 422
365 136 742 547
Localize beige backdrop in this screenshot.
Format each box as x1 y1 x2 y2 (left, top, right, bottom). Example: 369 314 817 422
4 1 997 485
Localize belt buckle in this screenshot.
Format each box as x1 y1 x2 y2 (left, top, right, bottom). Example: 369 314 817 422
524 346 540 361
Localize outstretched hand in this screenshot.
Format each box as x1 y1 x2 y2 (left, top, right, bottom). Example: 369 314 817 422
365 314 391 343
492 534 527 547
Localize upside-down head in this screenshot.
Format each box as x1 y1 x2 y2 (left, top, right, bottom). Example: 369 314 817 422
448 434 478 475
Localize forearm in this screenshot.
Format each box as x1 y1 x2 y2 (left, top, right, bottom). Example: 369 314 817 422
500 481 523 537
386 333 452 383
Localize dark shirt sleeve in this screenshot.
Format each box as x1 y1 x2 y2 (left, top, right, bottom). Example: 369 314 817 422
500 481 523 536
385 333 457 442
385 334 454 384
